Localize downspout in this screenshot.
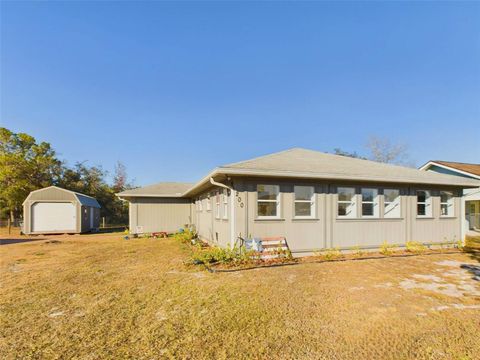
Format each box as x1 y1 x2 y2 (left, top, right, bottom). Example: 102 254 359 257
210 177 236 249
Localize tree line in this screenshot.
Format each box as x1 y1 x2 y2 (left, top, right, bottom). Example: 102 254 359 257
0 127 132 225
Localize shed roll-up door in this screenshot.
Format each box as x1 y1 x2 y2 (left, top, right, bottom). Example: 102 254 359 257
31 202 76 232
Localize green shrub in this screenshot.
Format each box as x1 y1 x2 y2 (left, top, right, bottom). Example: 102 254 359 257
190 245 255 265
174 228 197 244
380 241 395 256
405 241 426 254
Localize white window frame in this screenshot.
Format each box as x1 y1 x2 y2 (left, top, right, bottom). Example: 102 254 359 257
416 190 432 217
383 189 401 218
337 187 357 218
294 185 315 219
257 184 280 219
215 191 220 219
440 191 454 217
222 189 228 219
206 194 211 211
361 188 379 218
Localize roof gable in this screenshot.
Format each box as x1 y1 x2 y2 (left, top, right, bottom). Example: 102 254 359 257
23 186 101 207
431 161 480 178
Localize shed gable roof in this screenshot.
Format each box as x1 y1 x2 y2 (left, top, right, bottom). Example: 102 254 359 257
23 186 101 208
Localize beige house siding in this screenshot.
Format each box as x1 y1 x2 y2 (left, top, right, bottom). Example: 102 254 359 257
230 177 463 254
193 188 230 247
128 197 192 234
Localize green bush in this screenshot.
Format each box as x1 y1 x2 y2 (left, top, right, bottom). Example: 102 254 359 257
191 245 255 265
173 228 197 244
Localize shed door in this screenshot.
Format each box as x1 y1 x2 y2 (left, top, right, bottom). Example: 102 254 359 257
32 202 76 232
90 207 94 228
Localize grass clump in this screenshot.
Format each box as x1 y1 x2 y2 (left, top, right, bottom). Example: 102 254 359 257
405 241 426 254
350 245 365 257
380 241 395 256
320 248 343 261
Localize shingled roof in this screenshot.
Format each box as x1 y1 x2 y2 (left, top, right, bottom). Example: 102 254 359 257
118 148 480 198
430 160 480 177
117 182 194 197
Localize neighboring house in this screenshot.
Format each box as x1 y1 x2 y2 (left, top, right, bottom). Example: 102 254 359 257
117 148 480 254
420 160 480 234
23 186 101 234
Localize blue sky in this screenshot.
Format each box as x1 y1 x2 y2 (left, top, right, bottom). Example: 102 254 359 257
1 1 479 185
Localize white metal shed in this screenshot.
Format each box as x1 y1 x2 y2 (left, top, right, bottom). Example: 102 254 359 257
22 186 101 234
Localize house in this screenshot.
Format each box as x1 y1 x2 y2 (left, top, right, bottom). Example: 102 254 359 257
23 186 101 234
420 160 480 235
117 148 480 254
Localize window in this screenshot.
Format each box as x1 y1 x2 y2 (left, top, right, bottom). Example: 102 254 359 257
222 189 228 219
257 185 280 218
440 191 454 217
294 186 315 218
384 189 400 218
338 187 356 218
417 190 431 217
199 198 203 211
215 191 220 219
361 188 379 217
206 194 211 211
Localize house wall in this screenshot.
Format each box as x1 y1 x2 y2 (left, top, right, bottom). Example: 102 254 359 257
193 187 230 248
424 166 480 236
23 187 81 234
128 197 192 234
231 177 463 254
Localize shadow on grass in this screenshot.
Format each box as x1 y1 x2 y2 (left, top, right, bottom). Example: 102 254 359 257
0 238 46 245
460 263 480 281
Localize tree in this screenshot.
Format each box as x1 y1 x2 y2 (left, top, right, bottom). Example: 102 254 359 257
112 161 127 193
0 128 62 220
333 148 367 160
0 127 131 226
58 161 131 225
365 136 412 166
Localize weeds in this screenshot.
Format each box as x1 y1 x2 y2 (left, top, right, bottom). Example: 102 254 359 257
380 241 395 256
190 245 255 265
321 248 343 261
350 245 365 257
272 247 293 261
405 241 426 254
173 228 197 244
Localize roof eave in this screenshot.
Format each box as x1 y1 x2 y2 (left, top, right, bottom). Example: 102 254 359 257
214 167 480 188
116 193 187 198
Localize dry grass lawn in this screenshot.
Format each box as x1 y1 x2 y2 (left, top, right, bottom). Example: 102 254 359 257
1 232 479 359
